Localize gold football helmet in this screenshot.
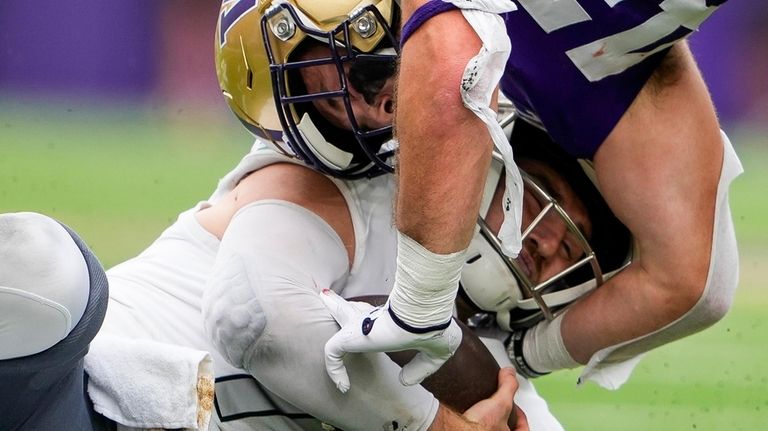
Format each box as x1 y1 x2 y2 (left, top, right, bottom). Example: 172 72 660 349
216 0 399 178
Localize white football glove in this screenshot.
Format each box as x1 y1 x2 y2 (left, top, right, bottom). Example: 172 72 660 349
321 289 463 392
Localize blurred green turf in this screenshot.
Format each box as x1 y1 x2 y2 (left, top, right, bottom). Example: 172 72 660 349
0 102 248 267
1 103 766 430
534 268 768 430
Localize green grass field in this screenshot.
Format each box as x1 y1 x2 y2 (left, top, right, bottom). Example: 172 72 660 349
2 102 766 430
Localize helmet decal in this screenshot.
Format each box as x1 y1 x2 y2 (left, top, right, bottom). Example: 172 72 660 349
219 0 257 49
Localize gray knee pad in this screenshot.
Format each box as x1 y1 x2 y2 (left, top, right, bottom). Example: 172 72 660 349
0 215 109 430
0 212 91 360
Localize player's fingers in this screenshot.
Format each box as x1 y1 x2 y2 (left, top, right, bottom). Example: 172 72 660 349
400 320 463 385
399 350 452 386
493 368 517 412
512 405 529 431
319 288 358 326
323 333 351 393
497 367 519 396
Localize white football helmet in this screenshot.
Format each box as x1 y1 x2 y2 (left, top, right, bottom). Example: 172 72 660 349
460 119 632 330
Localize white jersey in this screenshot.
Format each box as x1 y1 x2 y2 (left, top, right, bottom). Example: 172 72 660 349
93 140 560 430
99 140 396 360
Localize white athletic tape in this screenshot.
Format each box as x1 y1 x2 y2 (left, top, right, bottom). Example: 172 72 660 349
522 312 580 374
388 231 466 328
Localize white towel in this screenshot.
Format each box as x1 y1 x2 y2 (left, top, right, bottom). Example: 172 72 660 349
84 334 214 430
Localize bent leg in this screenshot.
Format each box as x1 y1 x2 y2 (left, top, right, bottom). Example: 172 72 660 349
0 213 109 430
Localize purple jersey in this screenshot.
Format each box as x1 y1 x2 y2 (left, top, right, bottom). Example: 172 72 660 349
500 0 726 158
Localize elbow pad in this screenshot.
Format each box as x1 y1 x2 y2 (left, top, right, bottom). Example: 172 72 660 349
203 201 439 430
202 200 348 369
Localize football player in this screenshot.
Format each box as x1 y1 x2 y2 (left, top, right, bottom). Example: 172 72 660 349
0 2 624 431
326 0 744 394
208 1 625 429
1 1 562 430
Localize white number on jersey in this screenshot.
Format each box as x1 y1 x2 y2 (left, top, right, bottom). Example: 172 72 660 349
517 0 722 81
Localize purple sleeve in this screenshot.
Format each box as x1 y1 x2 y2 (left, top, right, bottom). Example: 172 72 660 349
400 0 458 47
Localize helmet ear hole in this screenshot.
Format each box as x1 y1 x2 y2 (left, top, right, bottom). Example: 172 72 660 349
246 69 254 90
460 231 524 314
384 100 394 114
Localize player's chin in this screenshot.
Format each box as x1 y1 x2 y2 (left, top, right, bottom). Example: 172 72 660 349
349 295 502 413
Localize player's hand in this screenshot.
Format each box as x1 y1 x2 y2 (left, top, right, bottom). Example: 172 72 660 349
464 368 529 431
320 289 463 392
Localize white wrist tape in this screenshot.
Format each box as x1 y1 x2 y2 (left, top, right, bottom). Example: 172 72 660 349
522 312 580 373
388 231 466 329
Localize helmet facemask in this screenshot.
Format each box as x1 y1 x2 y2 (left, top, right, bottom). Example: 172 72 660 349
460 130 632 330
262 3 399 178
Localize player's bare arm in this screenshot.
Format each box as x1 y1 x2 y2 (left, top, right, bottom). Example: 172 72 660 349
562 41 731 362
322 0 517 392
396 3 490 253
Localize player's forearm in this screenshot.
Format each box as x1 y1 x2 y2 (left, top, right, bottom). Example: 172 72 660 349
559 43 731 364
560 266 674 362
395 9 492 254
